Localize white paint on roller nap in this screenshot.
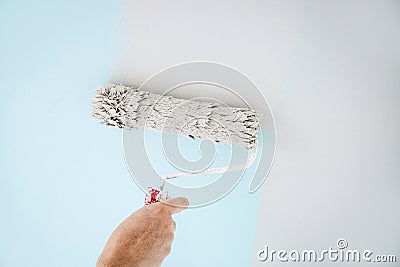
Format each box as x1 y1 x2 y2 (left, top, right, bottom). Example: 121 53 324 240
92 83 259 149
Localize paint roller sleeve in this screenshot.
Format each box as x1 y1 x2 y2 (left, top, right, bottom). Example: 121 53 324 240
92 83 259 149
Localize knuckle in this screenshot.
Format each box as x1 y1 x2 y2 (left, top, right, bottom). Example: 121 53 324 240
153 204 170 217
148 205 168 220
151 204 164 214
164 245 172 256
169 232 175 242
162 231 174 244
165 217 173 225
171 220 177 231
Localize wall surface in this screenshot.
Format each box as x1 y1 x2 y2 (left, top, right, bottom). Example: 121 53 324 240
1 1 399 267
114 0 400 266
0 1 124 266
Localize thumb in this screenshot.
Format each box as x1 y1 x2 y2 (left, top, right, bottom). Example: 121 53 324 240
162 197 189 215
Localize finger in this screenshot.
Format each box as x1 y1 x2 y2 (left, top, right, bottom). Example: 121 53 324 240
162 197 189 215
171 219 176 231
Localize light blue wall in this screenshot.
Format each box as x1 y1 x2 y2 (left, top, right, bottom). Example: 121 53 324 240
0 1 262 266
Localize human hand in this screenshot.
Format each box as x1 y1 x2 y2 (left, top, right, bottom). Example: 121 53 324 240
96 197 189 267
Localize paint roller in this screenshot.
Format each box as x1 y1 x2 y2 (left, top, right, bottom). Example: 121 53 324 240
92 83 260 204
